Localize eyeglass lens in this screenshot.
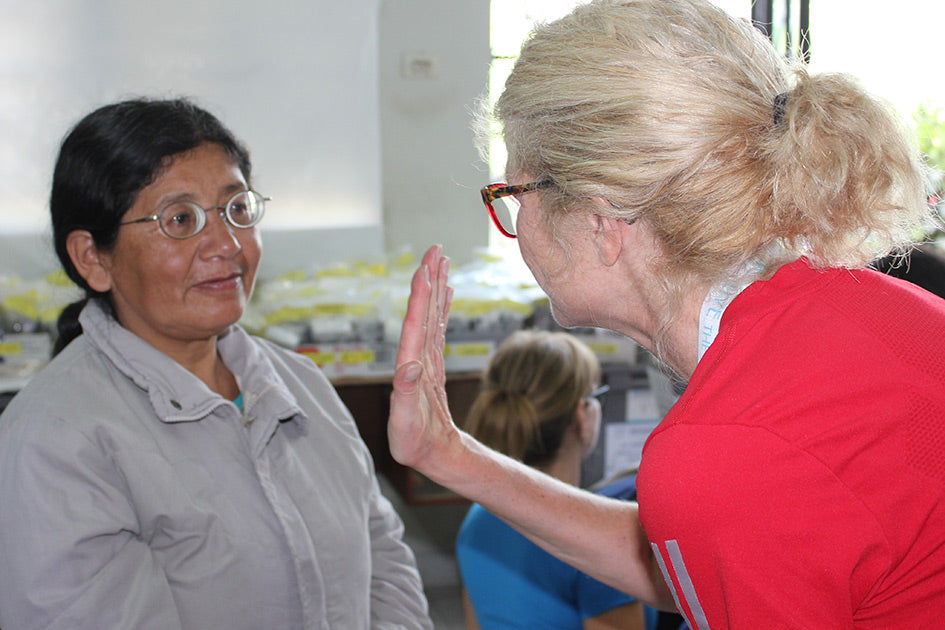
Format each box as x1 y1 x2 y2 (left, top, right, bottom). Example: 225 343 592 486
490 193 521 237
160 191 265 239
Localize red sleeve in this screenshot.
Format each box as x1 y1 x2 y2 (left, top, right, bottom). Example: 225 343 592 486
638 423 885 629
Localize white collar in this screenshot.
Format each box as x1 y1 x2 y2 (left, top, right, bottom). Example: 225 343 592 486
697 246 791 362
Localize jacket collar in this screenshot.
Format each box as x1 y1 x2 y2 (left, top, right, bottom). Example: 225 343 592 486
79 299 304 426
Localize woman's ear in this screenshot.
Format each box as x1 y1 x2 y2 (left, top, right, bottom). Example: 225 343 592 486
65 230 112 293
586 198 628 268
575 397 598 450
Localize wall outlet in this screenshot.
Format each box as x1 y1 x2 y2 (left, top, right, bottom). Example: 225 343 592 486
401 51 439 80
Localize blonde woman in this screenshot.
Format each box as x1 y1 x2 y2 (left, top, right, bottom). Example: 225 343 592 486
388 0 945 627
456 330 646 630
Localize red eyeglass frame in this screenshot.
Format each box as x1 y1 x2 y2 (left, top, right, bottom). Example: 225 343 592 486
480 180 553 238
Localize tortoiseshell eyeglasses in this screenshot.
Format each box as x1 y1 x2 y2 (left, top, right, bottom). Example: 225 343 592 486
480 180 553 238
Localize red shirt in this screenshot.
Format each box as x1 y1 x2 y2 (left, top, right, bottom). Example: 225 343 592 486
638 259 945 629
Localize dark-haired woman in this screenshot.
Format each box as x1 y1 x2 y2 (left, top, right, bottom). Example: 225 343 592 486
0 98 432 630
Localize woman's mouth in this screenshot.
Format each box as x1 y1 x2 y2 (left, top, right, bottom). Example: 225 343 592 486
196 272 243 291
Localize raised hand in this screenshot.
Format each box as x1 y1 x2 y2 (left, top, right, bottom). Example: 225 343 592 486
388 245 457 473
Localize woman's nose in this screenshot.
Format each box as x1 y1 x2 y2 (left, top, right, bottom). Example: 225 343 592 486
200 209 242 255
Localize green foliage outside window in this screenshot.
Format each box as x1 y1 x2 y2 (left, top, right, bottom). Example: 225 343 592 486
912 103 945 245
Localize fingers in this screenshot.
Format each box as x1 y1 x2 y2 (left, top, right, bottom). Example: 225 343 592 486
394 247 438 371
425 252 451 388
394 245 451 382
389 246 454 468
425 254 442 349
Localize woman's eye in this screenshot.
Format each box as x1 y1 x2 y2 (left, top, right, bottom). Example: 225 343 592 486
170 210 195 226
161 204 200 236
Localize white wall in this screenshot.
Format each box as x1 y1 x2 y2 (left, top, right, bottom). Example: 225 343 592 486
0 0 491 279
379 0 492 266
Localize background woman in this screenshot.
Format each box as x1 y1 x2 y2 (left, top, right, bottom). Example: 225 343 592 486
457 330 646 630
388 0 945 627
0 98 432 630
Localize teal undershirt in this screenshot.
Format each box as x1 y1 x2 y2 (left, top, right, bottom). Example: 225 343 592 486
233 392 244 412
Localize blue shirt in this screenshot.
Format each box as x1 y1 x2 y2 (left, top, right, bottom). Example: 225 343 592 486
457 502 635 629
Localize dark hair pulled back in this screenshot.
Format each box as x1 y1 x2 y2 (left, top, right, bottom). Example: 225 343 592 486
50 98 252 355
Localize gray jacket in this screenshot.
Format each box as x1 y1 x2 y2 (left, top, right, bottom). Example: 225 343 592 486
0 299 432 630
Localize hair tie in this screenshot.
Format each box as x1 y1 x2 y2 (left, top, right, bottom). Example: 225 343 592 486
773 92 790 125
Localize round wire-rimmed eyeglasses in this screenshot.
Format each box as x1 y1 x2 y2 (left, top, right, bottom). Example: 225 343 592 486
120 190 268 240
480 180 553 238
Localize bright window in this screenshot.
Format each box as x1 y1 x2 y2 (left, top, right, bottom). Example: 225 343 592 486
808 1 945 118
